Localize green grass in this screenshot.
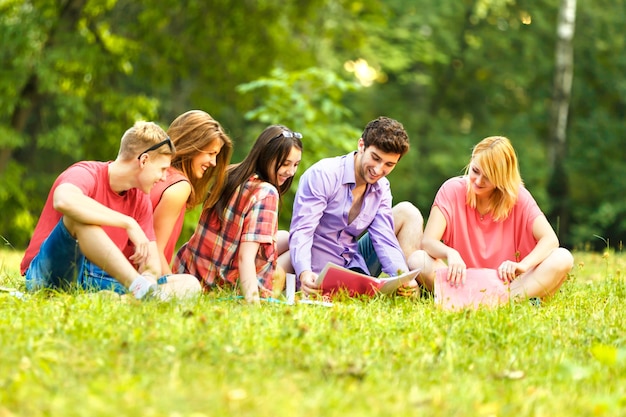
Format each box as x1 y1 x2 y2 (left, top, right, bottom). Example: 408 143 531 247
1 248 625 416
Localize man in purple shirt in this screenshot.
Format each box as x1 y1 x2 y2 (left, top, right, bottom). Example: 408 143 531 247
289 116 423 294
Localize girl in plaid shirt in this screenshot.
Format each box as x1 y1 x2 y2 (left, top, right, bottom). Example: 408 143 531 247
173 125 302 303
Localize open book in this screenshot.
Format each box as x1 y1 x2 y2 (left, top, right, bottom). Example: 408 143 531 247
434 268 510 311
315 262 421 297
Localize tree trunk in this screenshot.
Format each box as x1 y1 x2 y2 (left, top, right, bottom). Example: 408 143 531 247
547 0 577 246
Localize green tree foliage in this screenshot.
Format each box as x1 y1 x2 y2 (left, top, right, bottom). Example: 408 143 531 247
0 0 338 247
565 0 626 249
236 67 361 165
236 66 362 228
1 0 162 247
1 0 625 251
339 0 561 210
331 0 626 249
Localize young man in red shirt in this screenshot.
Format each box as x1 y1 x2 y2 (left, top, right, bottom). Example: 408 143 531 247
21 121 200 300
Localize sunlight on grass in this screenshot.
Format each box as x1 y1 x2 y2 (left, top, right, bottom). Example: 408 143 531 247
0 249 23 289
1 249 625 416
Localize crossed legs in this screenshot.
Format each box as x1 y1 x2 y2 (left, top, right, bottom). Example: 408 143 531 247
65 217 139 288
509 247 573 299
65 217 200 298
408 247 574 300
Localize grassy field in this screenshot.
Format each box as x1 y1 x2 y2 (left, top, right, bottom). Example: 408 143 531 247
1 248 625 417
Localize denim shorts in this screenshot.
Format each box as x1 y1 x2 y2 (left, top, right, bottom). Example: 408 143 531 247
358 232 382 276
25 219 85 292
25 219 168 294
80 259 128 294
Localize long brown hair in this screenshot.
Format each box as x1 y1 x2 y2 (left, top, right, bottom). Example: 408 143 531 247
167 110 233 208
209 125 303 218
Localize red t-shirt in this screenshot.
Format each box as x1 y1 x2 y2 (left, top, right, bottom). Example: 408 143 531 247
149 166 189 262
434 176 543 269
20 161 155 275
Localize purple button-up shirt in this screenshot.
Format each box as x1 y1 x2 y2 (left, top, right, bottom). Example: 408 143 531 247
290 152 408 277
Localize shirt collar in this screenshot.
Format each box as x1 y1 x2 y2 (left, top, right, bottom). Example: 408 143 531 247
342 151 357 185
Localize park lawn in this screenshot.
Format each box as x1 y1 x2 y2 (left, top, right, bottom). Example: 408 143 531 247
0 248 625 417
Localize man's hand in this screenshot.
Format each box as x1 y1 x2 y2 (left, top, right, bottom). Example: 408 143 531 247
299 270 321 295
126 218 151 266
396 277 419 296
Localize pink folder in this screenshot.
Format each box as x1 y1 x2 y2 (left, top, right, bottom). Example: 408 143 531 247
434 268 510 310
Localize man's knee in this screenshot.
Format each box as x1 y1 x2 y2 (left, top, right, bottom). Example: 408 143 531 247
393 201 423 228
63 215 100 239
407 249 428 270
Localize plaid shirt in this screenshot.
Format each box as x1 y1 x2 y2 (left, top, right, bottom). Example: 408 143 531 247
174 175 278 293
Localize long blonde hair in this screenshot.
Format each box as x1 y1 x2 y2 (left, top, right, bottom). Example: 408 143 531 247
464 136 522 221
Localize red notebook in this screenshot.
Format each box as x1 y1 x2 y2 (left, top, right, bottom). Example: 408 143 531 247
434 268 510 310
315 263 421 297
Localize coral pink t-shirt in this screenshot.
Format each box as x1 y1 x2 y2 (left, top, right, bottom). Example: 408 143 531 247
149 166 189 263
20 161 155 275
434 176 543 269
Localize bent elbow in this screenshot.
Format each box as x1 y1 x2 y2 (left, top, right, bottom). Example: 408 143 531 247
52 184 76 213
52 195 70 212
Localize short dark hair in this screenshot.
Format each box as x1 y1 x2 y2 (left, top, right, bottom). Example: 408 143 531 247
361 116 409 157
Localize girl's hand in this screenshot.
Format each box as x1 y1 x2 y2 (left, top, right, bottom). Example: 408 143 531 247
497 260 524 283
446 250 467 286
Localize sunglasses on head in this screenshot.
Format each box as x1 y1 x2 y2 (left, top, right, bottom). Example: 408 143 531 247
137 137 174 160
270 130 303 142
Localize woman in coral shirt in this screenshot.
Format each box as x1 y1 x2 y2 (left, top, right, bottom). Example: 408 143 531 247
408 136 573 302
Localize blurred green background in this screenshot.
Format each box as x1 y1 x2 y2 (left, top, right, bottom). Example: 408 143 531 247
1 0 624 251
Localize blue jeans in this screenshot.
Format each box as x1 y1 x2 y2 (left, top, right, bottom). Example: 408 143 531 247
25 219 86 291
358 232 382 276
25 219 168 294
